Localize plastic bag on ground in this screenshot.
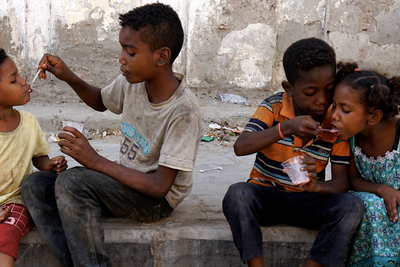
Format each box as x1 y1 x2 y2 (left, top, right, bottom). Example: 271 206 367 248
219 94 247 105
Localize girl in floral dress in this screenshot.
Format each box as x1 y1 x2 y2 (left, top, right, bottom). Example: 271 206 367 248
331 62 400 267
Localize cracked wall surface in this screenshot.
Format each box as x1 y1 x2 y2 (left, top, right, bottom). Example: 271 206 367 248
0 0 399 104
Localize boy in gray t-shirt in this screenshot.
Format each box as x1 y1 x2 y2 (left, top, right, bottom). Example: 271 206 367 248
21 3 203 266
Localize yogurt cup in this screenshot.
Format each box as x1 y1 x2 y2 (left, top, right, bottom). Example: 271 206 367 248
62 121 84 133
58 121 85 140
281 156 310 186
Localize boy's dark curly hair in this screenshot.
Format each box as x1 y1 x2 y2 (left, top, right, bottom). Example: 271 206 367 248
119 3 183 64
336 61 400 120
283 38 336 84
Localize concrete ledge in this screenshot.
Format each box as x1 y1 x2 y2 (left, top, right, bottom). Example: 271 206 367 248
17 218 317 267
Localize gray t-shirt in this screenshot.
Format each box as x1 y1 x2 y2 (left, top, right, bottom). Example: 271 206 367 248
101 74 203 208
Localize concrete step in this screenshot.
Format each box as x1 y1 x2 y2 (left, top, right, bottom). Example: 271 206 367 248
17 219 317 267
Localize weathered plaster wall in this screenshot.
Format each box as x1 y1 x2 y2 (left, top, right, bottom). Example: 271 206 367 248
1 0 400 105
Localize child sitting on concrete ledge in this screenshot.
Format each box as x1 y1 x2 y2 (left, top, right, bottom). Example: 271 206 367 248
0 48 67 267
223 37 364 267
21 3 203 266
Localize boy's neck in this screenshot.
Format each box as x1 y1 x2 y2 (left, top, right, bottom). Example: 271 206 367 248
145 71 180 104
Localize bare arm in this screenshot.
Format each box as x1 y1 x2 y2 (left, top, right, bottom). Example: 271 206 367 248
349 154 400 222
309 163 349 193
32 155 68 174
234 115 322 156
295 153 349 194
37 54 106 111
234 129 281 156
32 155 51 170
88 158 177 199
58 128 178 198
348 154 378 193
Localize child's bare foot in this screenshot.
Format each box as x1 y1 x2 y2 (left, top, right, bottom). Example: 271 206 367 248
0 206 11 223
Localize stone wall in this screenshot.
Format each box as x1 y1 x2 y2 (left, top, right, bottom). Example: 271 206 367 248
1 0 399 105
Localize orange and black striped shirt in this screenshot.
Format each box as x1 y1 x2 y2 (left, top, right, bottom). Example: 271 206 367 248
246 92 350 192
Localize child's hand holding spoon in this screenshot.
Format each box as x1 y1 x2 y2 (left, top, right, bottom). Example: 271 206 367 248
31 60 48 88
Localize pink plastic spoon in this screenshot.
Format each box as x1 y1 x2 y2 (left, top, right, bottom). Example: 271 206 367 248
319 128 339 133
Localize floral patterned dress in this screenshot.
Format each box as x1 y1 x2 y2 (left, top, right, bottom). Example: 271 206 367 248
345 124 400 267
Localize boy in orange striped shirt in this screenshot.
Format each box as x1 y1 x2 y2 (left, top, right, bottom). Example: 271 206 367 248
223 38 364 267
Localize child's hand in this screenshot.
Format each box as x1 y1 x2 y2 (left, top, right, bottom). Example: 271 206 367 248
58 127 100 169
298 156 319 192
0 206 11 223
284 115 321 139
38 54 75 82
379 186 400 223
46 156 68 174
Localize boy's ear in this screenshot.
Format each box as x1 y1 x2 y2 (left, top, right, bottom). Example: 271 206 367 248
367 110 383 125
156 47 171 66
281 81 294 96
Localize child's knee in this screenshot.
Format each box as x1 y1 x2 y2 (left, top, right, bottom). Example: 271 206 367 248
223 182 255 211
55 168 82 197
338 193 365 221
225 182 248 199
349 194 365 217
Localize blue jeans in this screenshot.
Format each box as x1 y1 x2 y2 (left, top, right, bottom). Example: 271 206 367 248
222 182 364 267
21 167 173 267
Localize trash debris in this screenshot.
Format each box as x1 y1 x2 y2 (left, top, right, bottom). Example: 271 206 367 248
220 94 247 105
208 123 221 129
201 122 244 145
83 129 93 140
47 133 58 143
91 129 120 139
201 136 215 142
199 167 223 173
223 126 241 134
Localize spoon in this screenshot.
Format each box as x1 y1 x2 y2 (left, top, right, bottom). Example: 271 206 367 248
199 167 223 173
31 60 48 87
31 68 41 86
319 128 339 133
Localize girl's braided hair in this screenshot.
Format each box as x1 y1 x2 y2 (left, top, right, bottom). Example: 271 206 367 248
0 48 8 66
335 61 400 120
0 48 9 81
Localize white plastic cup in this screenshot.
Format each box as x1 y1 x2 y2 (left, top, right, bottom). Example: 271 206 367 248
281 156 310 186
61 121 84 138
62 121 84 133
